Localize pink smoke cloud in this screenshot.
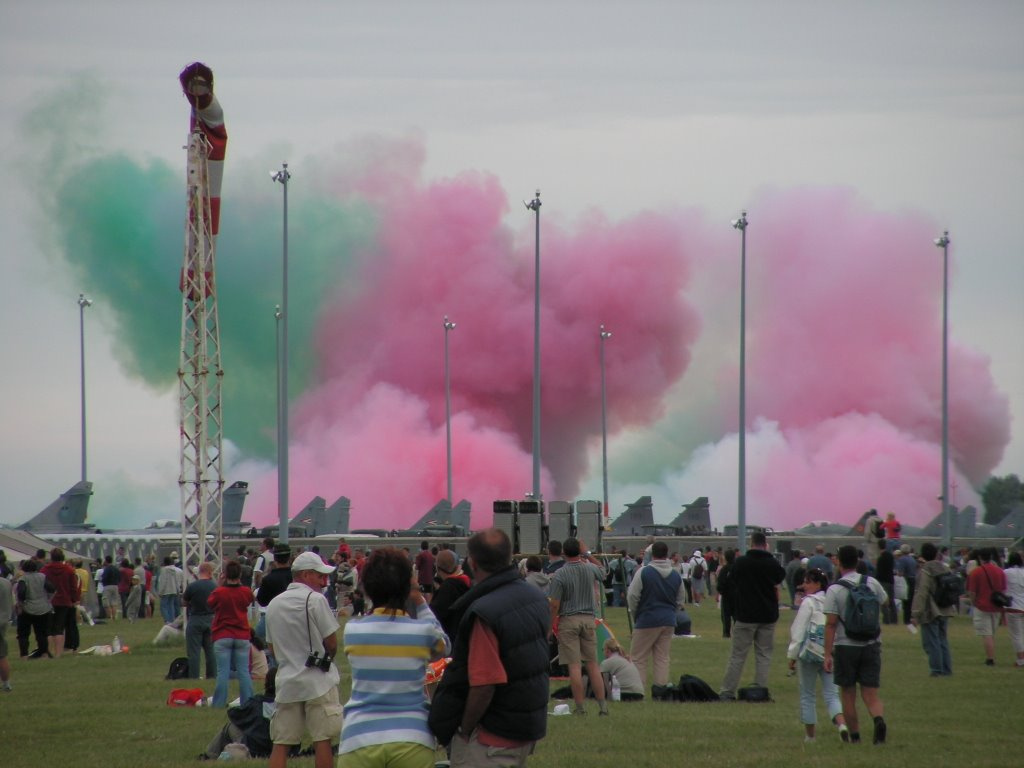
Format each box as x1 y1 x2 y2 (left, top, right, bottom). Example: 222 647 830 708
245 138 702 529
694 188 1009 527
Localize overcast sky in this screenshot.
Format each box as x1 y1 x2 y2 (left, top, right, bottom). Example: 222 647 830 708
1 1 1021 529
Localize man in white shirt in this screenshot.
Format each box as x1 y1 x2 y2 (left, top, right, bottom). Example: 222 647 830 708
265 552 341 768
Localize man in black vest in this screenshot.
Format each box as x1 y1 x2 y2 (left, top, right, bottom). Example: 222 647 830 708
429 528 550 767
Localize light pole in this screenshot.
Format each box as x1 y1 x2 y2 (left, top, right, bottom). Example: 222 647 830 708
934 230 951 548
599 324 612 524
77 293 93 481
732 210 748 551
443 316 456 505
525 189 542 500
272 163 291 544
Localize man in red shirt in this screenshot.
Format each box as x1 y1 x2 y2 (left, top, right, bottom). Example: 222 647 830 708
967 548 1008 666
41 548 81 658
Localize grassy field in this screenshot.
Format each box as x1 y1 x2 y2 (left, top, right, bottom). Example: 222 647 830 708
1 603 1020 768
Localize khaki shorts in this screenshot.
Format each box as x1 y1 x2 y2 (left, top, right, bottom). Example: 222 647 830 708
557 614 596 665
271 686 343 744
972 610 999 637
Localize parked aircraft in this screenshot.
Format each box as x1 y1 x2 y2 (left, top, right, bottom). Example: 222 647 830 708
390 498 472 537
258 494 352 538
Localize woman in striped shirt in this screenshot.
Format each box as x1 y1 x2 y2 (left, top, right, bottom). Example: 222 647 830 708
339 547 451 768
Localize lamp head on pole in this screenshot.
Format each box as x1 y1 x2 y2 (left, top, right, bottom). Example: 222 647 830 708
271 163 291 185
443 316 456 331
274 304 282 320
524 189 541 212
78 294 93 309
934 231 950 248
731 211 748 231
600 324 612 340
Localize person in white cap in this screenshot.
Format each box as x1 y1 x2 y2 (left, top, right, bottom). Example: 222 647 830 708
688 549 708 606
265 551 342 768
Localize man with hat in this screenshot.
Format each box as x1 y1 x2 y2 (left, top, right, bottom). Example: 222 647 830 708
265 551 341 768
688 549 708 606
256 544 293 645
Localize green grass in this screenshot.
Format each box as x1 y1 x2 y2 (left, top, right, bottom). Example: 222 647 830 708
1 604 1019 768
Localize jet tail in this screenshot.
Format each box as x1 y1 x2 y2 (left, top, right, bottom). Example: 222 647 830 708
17 481 94 532
608 496 654 535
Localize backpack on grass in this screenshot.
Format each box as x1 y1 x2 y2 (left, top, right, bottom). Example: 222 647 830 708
838 575 881 641
933 572 963 609
674 674 718 702
165 656 189 680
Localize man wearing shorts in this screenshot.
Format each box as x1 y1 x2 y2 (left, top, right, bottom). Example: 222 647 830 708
824 545 888 745
966 547 1007 666
265 552 342 768
548 538 608 715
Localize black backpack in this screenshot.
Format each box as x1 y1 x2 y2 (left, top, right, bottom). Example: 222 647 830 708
165 656 189 680
933 572 963 609
839 575 881 641
674 674 718 702
691 560 705 580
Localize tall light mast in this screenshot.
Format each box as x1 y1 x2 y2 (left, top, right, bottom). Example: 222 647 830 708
178 62 227 577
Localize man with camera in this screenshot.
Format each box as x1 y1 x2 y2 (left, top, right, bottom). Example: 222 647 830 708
265 552 342 768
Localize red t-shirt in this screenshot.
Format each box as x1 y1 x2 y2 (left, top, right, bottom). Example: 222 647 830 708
208 583 254 640
467 619 528 748
967 562 1007 613
119 566 135 594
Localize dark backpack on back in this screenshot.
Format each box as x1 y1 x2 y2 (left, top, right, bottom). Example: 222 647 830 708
839 575 881 641
933 572 963 608
165 656 189 680
691 560 705 580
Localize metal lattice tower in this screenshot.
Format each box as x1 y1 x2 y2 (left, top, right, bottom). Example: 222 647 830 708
177 63 227 578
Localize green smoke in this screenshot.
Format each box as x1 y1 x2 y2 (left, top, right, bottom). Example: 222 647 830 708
30 79 375 458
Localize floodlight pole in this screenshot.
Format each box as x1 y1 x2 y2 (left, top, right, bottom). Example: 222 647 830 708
78 293 93 482
600 325 612 524
444 316 456 505
272 163 291 544
525 190 542 500
733 211 748 552
935 230 951 549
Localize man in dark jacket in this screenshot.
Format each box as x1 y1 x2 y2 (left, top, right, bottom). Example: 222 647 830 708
719 531 786 700
429 529 550 766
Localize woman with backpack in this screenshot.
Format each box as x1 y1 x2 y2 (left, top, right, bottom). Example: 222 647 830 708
787 569 849 743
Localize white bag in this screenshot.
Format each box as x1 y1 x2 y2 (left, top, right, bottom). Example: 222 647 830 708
894 575 908 601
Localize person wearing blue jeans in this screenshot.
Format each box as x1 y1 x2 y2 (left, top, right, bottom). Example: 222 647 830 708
213 637 254 707
910 542 955 676
209 560 255 708
787 569 848 742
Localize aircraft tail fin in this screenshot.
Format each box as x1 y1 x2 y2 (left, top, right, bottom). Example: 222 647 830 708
290 496 327 535
218 481 250 534
18 481 94 532
666 497 711 534
609 496 654 535
845 509 876 537
323 496 351 536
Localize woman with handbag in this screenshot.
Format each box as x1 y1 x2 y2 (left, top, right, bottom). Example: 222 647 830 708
787 569 849 743
966 547 1008 666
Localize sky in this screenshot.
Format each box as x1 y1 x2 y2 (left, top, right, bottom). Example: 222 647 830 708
1 1 1021 534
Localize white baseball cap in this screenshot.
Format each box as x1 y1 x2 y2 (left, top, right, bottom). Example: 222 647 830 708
291 551 335 574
